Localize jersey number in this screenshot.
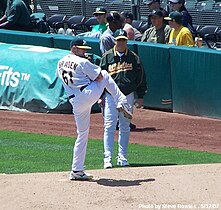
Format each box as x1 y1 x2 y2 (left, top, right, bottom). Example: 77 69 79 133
62 70 74 85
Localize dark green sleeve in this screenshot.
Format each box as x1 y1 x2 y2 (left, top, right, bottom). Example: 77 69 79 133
99 53 108 71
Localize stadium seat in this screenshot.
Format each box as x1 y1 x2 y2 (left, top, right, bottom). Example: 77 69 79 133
193 24 201 35
30 12 50 33
66 15 85 35
83 17 99 31
213 29 221 49
198 25 220 48
47 14 66 33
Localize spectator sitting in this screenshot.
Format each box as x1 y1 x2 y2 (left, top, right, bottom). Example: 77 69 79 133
65 7 107 38
145 0 169 28
121 11 142 41
164 11 194 46
141 10 171 43
91 7 107 34
168 0 195 35
0 0 32 31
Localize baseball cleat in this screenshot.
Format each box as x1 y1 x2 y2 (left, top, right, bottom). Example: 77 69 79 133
117 156 130 167
104 156 113 169
69 171 93 181
117 103 133 120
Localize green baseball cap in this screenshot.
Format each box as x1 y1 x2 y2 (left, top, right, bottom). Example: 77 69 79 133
164 11 182 24
114 29 128 40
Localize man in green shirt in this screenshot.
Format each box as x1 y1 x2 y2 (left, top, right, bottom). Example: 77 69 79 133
75 7 107 38
0 0 32 31
91 7 107 34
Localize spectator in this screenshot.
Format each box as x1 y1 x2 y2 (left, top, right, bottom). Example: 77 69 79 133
65 7 107 38
91 7 107 34
145 0 169 28
168 0 195 35
141 9 171 43
100 11 124 54
121 11 142 41
100 29 147 169
164 11 194 46
0 0 32 31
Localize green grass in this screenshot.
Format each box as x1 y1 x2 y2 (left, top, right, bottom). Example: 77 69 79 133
0 130 221 174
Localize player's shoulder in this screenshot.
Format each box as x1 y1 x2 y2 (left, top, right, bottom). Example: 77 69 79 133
181 26 191 34
59 53 87 64
59 53 74 60
129 49 138 58
128 50 140 63
101 29 113 40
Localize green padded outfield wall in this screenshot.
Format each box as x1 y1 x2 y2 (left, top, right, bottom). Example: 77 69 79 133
0 29 54 47
137 42 172 111
170 46 221 119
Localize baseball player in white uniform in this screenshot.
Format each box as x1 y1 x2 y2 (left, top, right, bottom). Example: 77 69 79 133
56 37 132 180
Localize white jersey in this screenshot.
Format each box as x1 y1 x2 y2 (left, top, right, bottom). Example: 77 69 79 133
56 53 101 97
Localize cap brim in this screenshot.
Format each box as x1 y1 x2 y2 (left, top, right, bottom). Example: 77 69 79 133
76 46 92 50
164 17 172 20
115 36 128 40
169 0 179 3
93 12 106 15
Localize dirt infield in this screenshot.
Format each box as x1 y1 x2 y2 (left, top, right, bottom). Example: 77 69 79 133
0 109 221 210
1 164 221 210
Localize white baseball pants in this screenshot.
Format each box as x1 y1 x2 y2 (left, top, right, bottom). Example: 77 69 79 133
103 92 134 159
69 70 127 171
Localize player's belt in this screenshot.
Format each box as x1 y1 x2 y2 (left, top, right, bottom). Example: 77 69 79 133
68 85 88 99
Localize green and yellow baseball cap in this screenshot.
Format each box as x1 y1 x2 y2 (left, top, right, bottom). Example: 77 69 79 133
164 11 182 24
114 29 128 40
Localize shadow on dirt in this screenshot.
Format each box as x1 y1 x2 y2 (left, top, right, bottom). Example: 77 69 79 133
131 127 164 132
94 178 155 187
129 163 177 167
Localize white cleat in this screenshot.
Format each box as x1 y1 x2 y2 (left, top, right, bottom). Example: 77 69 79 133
117 156 130 167
117 103 133 120
104 156 113 169
69 171 93 181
